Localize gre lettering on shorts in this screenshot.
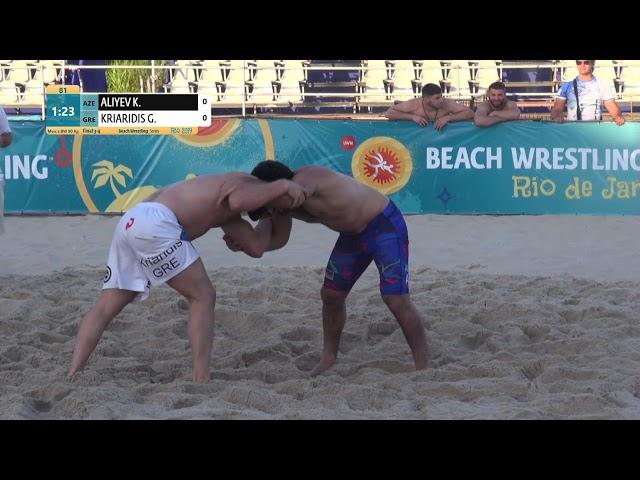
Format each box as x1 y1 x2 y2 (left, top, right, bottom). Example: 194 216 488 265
152 258 182 278
140 241 183 268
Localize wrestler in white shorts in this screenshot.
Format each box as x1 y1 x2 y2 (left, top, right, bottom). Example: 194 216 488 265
103 202 200 301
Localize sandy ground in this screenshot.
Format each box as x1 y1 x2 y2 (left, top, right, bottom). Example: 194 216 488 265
1 214 639 419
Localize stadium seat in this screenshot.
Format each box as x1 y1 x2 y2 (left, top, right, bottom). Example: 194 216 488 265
471 60 501 95
0 80 20 106
617 60 640 99
414 60 445 92
595 60 617 91
443 60 472 99
274 60 308 104
248 60 279 82
198 60 224 84
19 80 44 107
32 60 64 84
172 60 200 83
216 61 248 104
360 60 389 84
387 60 419 100
357 60 390 105
6 61 32 84
163 75 194 94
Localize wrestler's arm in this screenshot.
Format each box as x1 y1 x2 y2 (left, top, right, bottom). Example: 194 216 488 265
223 178 307 213
384 98 427 125
220 215 272 258
266 212 292 251
222 213 293 255
285 176 321 223
444 99 475 121
490 101 521 120
550 98 566 122
473 102 499 126
290 209 320 223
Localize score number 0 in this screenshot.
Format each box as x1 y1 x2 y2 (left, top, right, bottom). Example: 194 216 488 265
202 97 209 122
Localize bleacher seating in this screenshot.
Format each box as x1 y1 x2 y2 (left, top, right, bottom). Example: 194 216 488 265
274 60 307 105
357 60 390 108
387 60 419 101
6 61 32 84
246 60 279 105
2 59 640 118
415 60 444 87
32 60 64 84
616 61 640 103
173 60 200 83
594 60 617 90
216 60 248 105
20 80 44 107
471 60 502 96
442 60 473 99
0 79 20 106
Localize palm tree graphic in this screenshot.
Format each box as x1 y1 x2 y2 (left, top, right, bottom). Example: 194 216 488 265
91 160 133 199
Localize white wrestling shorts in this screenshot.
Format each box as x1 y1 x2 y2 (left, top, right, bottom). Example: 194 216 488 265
102 202 200 301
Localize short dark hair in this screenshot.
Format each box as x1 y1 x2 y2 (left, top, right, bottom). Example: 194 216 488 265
488 81 506 91
248 160 294 221
251 160 294 182
421 83 442 97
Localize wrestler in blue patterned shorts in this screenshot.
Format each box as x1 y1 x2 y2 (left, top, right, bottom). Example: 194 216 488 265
323 200 409 296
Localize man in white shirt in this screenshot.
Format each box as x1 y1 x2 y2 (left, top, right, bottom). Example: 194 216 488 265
0 107 12 147
0 107 9 234
551 60 625 125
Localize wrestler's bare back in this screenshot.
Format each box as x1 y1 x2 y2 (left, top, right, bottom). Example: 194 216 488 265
291 166 389 234
145 173 256 240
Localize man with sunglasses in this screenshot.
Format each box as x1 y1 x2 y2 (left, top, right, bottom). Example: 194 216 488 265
551 60 625 126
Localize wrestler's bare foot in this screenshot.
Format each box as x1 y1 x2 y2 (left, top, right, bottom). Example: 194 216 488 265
310 356 336 377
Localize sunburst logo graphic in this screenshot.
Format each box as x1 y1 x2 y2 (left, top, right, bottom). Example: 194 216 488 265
352 137 412 194
363 147 401 184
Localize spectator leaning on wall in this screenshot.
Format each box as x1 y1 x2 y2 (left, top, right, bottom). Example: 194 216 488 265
384 83 474 130
473 81 521 127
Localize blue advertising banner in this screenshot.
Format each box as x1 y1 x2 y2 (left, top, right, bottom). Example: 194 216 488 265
3 119 639 215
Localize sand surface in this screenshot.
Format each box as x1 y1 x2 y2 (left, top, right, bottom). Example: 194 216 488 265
1 214 639 419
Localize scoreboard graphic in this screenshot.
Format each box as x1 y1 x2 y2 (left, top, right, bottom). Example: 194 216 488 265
45 85 211 135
